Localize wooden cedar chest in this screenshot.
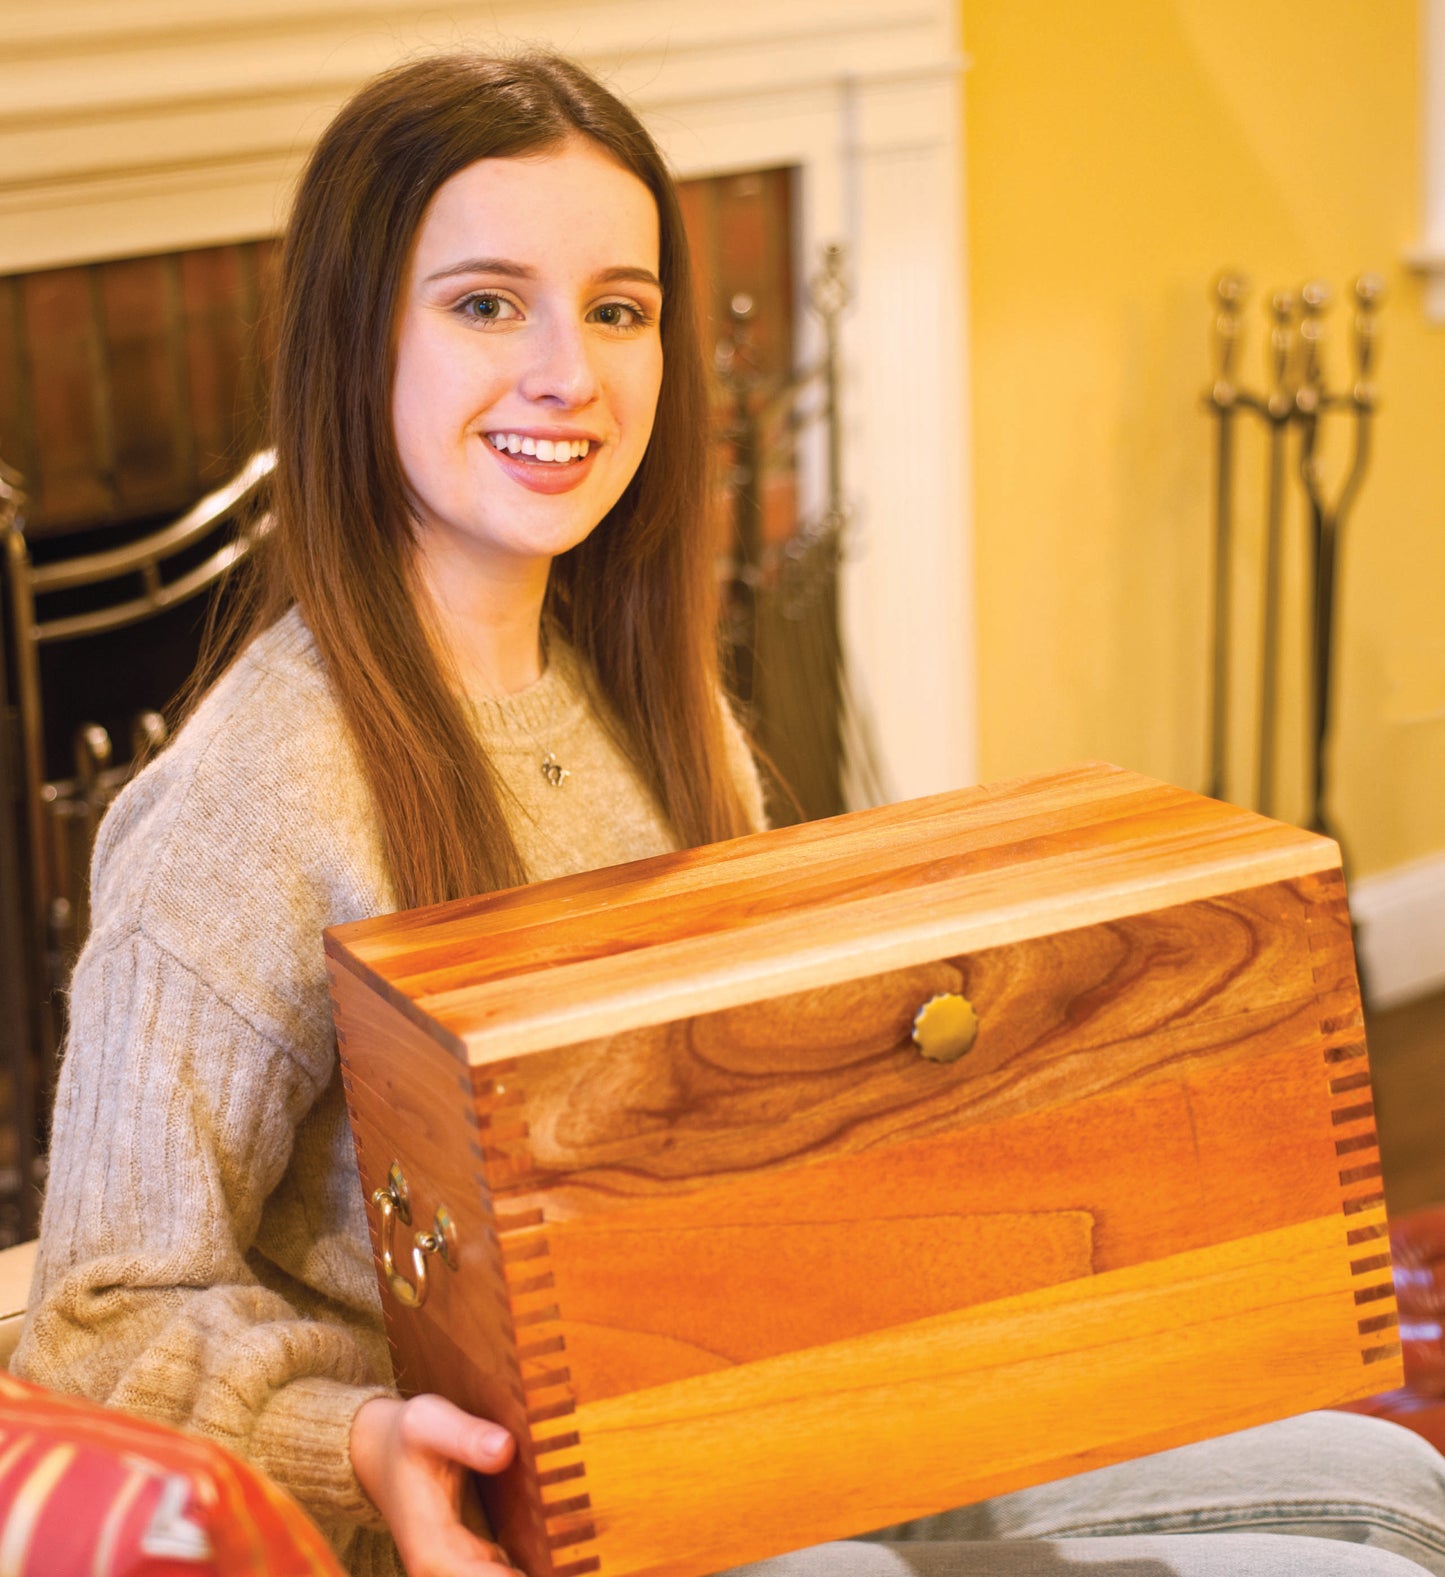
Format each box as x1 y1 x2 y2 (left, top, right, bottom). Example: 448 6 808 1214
324 762 1404 1577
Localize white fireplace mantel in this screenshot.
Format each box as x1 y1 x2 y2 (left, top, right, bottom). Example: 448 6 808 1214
1408 0 1445 318
0 0 977 803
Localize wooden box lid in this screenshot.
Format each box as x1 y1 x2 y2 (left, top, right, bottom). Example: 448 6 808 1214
328 761 1339 1065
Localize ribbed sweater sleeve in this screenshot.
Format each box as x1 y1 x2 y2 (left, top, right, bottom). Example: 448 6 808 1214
12 615 401 1569
12 609 764 1577
15 919 391 1549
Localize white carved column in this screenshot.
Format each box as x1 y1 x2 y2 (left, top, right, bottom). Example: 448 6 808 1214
1409 0 1445 318
842 68 977 801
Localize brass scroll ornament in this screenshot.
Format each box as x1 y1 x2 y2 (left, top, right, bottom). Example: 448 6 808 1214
912 993 979 1064
372 1162 459 1310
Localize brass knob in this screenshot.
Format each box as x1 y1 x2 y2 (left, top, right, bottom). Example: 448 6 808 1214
912 993 979 1063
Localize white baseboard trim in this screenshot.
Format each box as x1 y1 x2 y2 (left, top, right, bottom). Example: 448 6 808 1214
1350 850 1445 1011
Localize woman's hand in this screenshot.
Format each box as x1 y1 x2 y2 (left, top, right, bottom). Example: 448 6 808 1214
351 1393 518 1577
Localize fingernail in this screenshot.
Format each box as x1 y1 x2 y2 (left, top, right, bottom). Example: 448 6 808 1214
482 1426 511 1455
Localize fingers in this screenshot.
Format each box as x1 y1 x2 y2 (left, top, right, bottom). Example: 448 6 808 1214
434 1525 516 1576
351 1394 523 1576
405 1522 518 1577
398 1392 516 1474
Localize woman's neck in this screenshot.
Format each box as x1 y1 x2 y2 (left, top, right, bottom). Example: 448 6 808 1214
411 543 552 698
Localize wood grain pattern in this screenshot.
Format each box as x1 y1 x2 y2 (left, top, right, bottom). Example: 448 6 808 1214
323 768 1403 1577
568 1216 1387 1577
1299 869 1404 1369
525 1037 1346 1400
471 881 1324 1213
327 765 1339 1066
327 962 566 1577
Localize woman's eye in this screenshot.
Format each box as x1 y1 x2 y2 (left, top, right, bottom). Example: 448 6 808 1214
591 301 649 330
459 293 518 324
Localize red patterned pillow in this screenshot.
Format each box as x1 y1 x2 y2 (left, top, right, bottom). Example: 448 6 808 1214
0 1373 345 1575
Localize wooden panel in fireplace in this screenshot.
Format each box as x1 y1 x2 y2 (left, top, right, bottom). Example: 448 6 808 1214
0 241 279 541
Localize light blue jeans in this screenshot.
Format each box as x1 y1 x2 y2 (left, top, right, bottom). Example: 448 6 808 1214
727 1414 1445 1576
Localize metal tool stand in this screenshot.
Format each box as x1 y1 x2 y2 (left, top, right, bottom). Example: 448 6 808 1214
1204 273 1383 854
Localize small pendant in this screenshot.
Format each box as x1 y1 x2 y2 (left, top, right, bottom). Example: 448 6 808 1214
541 753 570 788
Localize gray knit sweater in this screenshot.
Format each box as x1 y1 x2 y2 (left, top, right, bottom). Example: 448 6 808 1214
13 608 764 1575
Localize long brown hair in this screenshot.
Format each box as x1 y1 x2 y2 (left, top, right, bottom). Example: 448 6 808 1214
221 53 753 908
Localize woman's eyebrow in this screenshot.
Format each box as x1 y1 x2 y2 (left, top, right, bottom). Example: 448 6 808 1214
595 266 663 292
424 257 532 283
423 257 662 291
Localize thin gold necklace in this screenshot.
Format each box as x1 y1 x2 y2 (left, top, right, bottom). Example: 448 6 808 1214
518 635 569 789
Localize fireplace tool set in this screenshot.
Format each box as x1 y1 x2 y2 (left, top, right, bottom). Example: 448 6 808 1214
1204 271 1383 851
714 241 888 820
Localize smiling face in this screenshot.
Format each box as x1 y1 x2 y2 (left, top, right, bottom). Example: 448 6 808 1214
392 138 665 592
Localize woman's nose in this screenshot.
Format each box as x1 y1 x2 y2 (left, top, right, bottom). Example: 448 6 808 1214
518 319 599 408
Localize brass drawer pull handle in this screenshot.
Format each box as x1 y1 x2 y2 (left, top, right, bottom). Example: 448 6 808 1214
912 993 979 1063
372 1161 458 1310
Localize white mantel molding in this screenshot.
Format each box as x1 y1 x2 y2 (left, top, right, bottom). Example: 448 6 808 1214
0 0 977 805
0 1 951 273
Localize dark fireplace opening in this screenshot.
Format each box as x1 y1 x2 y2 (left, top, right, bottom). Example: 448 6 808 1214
27 517 219 786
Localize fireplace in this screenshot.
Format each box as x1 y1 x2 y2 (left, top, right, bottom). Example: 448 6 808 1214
0 0 974 798
0 165 827 1233
0 2 974 1238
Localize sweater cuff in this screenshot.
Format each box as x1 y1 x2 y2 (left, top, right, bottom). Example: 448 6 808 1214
249 1376 394 1532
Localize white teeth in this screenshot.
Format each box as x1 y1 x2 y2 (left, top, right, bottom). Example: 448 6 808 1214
487 433 591 462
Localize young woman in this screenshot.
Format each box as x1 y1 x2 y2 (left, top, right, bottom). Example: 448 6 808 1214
14 49 1445 1577
15 51 761 1577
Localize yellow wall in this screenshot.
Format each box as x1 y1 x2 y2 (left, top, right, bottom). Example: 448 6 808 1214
963 0 1445 877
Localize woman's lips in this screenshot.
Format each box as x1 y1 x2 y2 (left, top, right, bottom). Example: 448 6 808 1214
483 438 601 495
